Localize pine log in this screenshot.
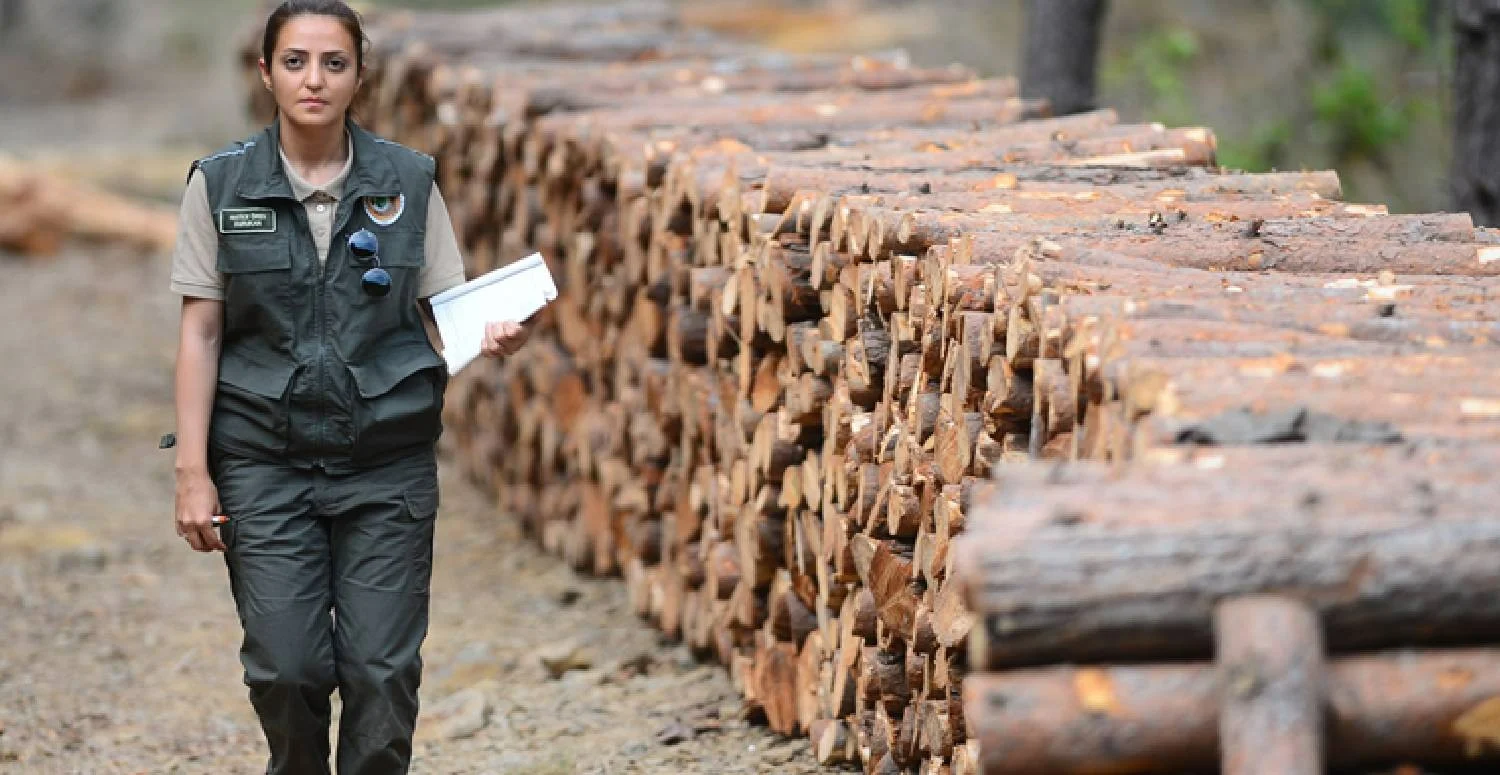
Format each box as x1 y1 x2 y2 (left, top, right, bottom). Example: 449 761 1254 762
964 648 1500 773
960 226 1497 277
1215 595 1325 775
351 8 1500 775
0 155 179 256
959 443 1500 667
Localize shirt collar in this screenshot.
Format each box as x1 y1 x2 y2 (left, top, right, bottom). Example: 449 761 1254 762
236 119 401 202
279 136 354 202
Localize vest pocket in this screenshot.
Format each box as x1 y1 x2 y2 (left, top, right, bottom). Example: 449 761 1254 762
212 354 298 456
218 239 295 327
346 347 447 463
217 238 293 272
353 226 424 268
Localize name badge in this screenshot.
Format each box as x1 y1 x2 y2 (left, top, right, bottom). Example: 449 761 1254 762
218 208 277 234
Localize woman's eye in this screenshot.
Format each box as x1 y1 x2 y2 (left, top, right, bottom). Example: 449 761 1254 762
327 58 347 72
283 56 302 69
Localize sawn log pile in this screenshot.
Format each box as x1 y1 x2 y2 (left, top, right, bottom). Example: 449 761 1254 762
244 4 1500 772
0 154 179 257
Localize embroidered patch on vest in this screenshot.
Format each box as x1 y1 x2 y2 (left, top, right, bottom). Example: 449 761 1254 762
363 194 406 226
218 207 277 234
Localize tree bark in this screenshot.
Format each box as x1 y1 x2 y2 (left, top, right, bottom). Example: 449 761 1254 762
1022 0 1110 115
964 648 1500 774
958 443 1500 667
1215 596 1325 775
1452 0 1500 225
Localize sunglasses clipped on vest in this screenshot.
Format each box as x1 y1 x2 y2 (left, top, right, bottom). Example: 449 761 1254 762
347 228 392 297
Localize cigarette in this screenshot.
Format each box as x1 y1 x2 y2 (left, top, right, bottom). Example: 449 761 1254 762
211 515 230 526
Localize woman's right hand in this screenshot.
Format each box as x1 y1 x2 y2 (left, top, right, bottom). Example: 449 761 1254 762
175 468 227 553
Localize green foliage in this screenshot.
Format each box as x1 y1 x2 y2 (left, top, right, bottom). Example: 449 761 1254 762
1099 0 1446 208
1310 59 1414 160
1217 118 1292 173
1299 0 1435 51
1301 0 1442 175
1381 0 1434 50
1102 25 1201 127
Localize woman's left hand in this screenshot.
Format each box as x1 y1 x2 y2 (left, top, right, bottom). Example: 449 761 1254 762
481 319 530 358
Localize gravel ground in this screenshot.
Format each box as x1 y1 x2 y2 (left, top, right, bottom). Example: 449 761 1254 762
0 245 822 774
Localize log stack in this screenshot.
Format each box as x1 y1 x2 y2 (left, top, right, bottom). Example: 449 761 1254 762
955 443 1500 774
0 153 179 257
240 3 1500 772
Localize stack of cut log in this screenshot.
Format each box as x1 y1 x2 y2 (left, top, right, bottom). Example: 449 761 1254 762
0 153 179 257
239 3 1500 772
955 442 1500 774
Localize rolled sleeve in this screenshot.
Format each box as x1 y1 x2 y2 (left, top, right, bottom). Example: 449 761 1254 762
169 170 225 300
418 182 468 299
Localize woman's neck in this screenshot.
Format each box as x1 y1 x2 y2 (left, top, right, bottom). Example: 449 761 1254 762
277 116 349 186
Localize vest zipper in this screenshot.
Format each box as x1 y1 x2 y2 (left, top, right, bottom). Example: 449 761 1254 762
288 203 328 469
322 194 359 467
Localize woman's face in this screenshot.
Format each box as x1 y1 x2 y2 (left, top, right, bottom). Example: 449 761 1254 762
259 15 360 130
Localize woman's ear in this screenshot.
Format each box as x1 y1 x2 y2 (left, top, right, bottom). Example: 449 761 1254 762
258 58 272 91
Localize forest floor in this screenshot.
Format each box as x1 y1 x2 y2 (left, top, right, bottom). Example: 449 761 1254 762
0 243 822 774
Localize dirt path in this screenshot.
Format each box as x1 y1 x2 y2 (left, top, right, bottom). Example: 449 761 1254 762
0 246 818 774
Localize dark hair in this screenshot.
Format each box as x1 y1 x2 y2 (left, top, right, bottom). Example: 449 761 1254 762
261 0 367 73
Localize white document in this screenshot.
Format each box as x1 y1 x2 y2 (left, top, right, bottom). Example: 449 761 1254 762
430 252 557 375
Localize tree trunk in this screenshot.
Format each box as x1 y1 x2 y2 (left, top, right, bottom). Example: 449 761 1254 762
1452 0 1500 225
1022 0 1110 115
0 0 23 36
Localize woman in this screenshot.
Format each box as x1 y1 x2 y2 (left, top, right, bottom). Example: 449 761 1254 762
169 2 529 772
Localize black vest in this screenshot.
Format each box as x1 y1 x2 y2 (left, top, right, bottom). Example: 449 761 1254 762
193 119 446 471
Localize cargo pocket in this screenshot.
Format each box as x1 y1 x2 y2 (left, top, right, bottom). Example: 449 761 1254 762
346 348 447 464
404 486 439 520
212 355 298 456
403 485 438 594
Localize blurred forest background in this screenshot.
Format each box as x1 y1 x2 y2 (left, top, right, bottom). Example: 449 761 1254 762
0 0 1455 214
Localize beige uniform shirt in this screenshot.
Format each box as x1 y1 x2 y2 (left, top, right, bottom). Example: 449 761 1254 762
169 140 467 300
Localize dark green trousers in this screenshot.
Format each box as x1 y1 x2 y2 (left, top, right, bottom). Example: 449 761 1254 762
214 449 439 775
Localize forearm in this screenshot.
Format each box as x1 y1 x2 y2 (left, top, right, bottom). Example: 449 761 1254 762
174 303 222 475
